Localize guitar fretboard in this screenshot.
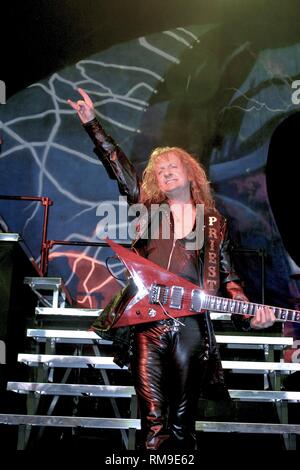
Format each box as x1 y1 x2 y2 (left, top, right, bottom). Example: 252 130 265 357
203 295 300 323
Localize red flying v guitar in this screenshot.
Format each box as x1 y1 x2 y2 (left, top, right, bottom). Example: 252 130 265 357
105 238 300 329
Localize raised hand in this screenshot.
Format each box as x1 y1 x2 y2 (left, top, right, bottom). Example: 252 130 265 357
250 306 276 329
67 88 96 124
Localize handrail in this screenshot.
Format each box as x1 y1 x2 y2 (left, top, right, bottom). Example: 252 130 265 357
0 195 53 275
43 239 131 275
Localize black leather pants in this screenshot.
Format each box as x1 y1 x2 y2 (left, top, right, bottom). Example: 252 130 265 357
130 316 210 450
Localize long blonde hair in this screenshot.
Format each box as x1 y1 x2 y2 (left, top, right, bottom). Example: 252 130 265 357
140 146 217 212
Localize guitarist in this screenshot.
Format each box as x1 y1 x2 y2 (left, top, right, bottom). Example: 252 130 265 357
68 89 276 451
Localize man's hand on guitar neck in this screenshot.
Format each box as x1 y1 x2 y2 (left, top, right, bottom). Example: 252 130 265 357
226 281 276 330
250 306 276 329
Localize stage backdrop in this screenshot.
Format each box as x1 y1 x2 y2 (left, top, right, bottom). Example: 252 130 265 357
1 16 300 362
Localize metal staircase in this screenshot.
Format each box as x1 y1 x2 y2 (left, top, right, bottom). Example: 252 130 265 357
1 277 300 450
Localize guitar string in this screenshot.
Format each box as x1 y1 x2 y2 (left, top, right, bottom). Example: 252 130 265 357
153 291 299 322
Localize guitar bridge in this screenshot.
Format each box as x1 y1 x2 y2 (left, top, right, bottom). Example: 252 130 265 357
149 283 169 305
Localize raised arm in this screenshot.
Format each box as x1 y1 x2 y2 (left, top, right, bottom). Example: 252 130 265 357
68 88 140 204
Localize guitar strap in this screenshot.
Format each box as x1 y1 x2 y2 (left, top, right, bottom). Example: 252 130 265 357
203 212 221 295
132 204 221 297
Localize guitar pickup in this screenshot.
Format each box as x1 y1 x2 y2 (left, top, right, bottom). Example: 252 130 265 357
149 283 169 305
191 289 202 312
169 286 184 309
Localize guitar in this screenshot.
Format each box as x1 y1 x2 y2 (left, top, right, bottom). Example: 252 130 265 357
105 238 300 328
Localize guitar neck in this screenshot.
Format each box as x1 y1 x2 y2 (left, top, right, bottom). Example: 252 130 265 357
204 295 300 323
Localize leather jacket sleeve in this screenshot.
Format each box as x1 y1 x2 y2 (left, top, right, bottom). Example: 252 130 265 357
83 118 140 367
83 118 140 204
219 219 252 331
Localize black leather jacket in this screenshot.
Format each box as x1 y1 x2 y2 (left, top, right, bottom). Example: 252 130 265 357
84 118 249 296
84 118 251 372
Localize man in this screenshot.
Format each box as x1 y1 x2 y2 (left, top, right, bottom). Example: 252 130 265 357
68 89 275 450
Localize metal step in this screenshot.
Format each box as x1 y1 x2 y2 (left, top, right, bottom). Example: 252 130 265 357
35 307 100 318
7 382 300 402
18 354 125 369
0 414 140 429
1 414 300 435
195 421 300 434
26 328 293 348
210 312 231 320
7 382 135 397
0 233 20 242
228 389 300 402
216 335 293 348
36 307 227 320
25 277 73 308
27 329 112 345
17 354 300 373
223 360 300 373
25 277 66 291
